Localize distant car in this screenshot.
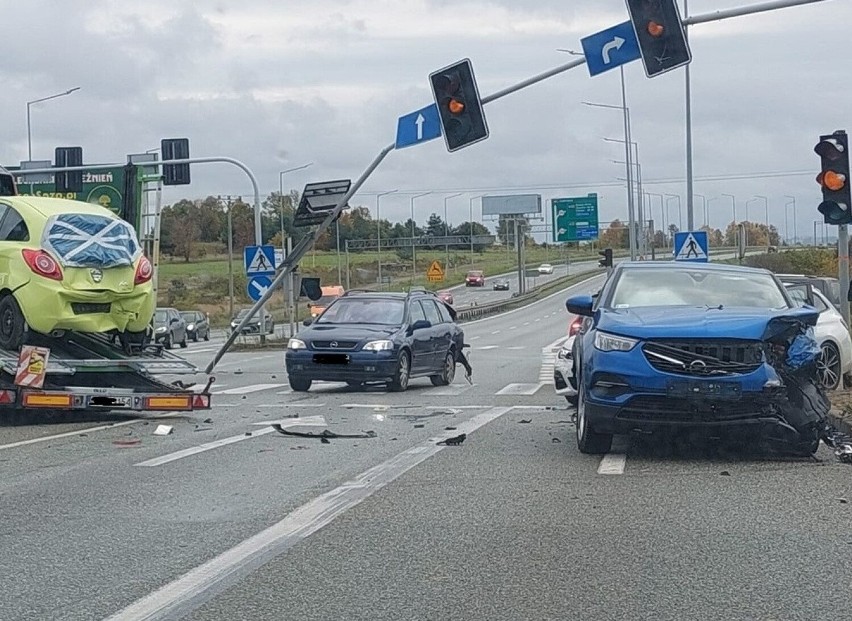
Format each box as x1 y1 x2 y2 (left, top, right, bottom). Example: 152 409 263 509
785 284 852 390
437 290 454 305
492 279 510 291
0 196 155 350
465 270 485 287
153 307 187 349
778 274 841 310
286 290 464 392
230 309 275 335
538 263 555 274
180 310 210 342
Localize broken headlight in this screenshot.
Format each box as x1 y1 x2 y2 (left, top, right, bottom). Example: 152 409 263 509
594 331 638 352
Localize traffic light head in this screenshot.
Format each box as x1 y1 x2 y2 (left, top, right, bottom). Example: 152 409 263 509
815 130 851 225
625 0 692 78
429 59 489 152
161 138 191 186
598 248 613 268
54 146 83 194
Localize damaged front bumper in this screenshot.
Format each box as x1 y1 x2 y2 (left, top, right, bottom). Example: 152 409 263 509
584 307 830 446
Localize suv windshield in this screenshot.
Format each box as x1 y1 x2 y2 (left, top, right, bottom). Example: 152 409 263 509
317 298 405 325
610 268 789 309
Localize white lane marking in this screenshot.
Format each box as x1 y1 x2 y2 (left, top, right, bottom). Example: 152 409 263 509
597 454 627 475
213 383 287 395
509 326 518 331
106 407 514 621
523 322 530 326
182 348 218 355
534 318 542 322
478 345 499 350
496 383 544 396
276 390 293 395
134 427 278 467
491 330 501 335
429 383 476 397
470 335 481 341
507 346 525 350
0 412 177 452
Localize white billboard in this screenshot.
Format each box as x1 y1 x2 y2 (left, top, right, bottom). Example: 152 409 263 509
482 194 542 216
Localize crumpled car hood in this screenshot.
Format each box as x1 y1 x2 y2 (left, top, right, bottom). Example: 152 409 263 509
304 325 399 341
596 305 819 341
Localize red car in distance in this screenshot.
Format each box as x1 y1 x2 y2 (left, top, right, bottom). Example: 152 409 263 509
465 270 485 287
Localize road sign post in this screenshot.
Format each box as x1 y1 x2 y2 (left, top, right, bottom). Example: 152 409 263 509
553 194 599 243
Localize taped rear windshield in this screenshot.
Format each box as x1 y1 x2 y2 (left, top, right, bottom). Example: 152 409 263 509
41 213 141 268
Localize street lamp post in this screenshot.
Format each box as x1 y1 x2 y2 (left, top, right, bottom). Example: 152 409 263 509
722 193 737 227
752 195 769 243
606 137 644 256
278 162 314 244
665 194 682 231
375 189 398 289
443 193 462 274
694 194 707 228
784 195 797 244
27 87 81 160
469 194 484 265
278 162 312 333
410 192 431 278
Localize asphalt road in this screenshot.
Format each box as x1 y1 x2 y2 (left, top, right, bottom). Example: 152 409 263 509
3 261 849 621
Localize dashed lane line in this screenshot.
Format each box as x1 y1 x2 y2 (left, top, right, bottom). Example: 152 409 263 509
597 454 627 475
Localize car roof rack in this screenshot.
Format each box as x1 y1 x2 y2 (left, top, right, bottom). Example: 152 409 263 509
341 289 377 297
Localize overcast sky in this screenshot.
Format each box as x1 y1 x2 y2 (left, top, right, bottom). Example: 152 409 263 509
1 0 846 242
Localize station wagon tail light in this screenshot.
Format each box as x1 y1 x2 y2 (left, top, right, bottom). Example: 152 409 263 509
22 249 62 281
135 255 153 285
568 317 583 337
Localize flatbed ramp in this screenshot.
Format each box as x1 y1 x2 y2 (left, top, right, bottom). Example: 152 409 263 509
0 332 212 413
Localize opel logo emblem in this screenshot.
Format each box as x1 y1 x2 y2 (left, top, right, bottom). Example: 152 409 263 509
90 268 103 283
689 359 707 372
330 341 339 348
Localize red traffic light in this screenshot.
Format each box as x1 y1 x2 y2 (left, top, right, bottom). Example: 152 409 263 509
647 21 664 37
448 99 465 114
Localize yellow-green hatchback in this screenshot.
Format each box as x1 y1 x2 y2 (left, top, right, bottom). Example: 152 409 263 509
0 196 155 350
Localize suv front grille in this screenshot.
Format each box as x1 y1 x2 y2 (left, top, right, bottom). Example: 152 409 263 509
643 340 763 377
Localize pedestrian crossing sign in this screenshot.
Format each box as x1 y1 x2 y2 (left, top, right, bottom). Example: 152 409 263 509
244 245 276 275
673 231 708 263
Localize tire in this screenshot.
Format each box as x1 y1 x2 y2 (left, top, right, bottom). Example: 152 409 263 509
576 381 613 454
389 350 411 392
179 333 188 348
289 376 312 392
430 351 456 386
565 394 578 406
818 342 842 390
203 330 210 342
191 332 198 342
164 333 173 349
0 295 26 350
792 429 821 457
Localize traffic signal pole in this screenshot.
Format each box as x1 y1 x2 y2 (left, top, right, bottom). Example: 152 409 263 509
839 226 850 326
204 0 833 373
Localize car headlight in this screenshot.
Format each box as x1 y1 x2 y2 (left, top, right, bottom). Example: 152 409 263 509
363 340 393 351
187 323 195 330
594 331 638 352
156 326 166 333
288 338 307 350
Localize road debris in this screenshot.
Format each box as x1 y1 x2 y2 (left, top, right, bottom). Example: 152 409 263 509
271 425 377 440
552 437 561 443
445 426 457 431
320 437 330 444
438 433 466 446
518 419 532 424
112 438 141 447
203 417 213 424
153 425 173 436
720 471 731 477
414 424 425 428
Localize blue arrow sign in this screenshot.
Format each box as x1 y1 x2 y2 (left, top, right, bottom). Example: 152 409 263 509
244 245 276 275
580 21 641 77
247 275 273 302
395 103 441 150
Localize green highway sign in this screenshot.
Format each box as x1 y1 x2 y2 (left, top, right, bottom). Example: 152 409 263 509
552 194 599 242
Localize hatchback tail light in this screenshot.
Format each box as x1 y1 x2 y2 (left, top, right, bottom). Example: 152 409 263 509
568 317 583 337
135 255 153 285
22 249 62 281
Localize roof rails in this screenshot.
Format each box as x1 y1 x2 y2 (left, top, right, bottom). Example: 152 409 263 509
341 289 377 297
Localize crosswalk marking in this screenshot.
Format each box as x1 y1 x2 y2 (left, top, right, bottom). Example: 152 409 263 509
429 382 476 397
496 383 544 396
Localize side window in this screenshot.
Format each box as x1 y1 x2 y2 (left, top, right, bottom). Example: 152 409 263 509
422 300 442 325
408 301 427 324
0 208 29 242
436 301 454 323
813 294 829 313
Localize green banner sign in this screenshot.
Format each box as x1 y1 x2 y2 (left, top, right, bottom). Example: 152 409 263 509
553 194 599 242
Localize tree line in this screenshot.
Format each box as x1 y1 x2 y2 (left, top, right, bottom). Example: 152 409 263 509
597 219 782 250
159 192 494 261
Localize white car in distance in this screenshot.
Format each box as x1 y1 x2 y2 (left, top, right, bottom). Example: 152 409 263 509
538 263 555 275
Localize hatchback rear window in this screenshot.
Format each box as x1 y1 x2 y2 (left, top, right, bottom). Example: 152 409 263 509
41 213 141 268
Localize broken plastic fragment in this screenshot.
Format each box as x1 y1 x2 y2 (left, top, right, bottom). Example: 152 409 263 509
153 425 173 436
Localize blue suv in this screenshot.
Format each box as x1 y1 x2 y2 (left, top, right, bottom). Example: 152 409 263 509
286 290 465 392
566 262 824 455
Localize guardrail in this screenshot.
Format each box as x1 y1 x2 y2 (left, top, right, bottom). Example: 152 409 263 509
456 269 606 322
